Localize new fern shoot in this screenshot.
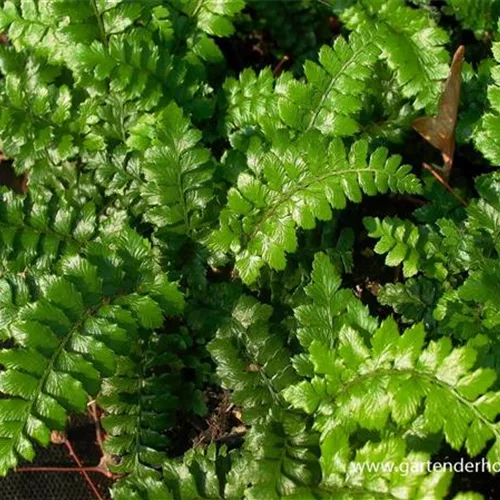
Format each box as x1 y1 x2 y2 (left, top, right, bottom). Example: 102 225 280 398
0 1 498 499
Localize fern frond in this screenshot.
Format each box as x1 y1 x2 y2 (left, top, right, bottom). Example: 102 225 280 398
0 0 155 63
0 274 38 332
313 431 453 500
0 49 78 172
162 444 248 500
294 252 377 351
176 0 245 38
456 259 500 316
475 38 500 165
0 187 101 275
275 30 380 137
244 413 320 499
434 286 500 341
111 475 172 500
213 135 421 284
222 67 278 137
444 0 500 36
467 172 500 253
168 0 245 63
363 216 448 279
284 316 500 464
127 103 216 237
70 33 191 113
98 328 206 478
85 147 145 217
208 296 299 423
377 277 442 328
343 0 449 110
222 30 381 141
0 230 184 475
365 173 500 281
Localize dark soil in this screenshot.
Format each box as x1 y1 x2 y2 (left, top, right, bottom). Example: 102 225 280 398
168 386 246 458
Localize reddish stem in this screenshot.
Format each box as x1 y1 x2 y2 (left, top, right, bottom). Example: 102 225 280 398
396 194 428 207
64 440 104 500
273 54 290 77
422 163 468 207
88 400 105 455
16 466 107 474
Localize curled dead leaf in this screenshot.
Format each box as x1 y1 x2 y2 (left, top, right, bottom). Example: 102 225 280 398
412 45 465 171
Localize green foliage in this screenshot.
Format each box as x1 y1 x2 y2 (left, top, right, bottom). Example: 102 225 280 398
0 50 79 173
176 0 245 37
475 39 500 165
185 253 487 499
128 102 216 237
294 253 377 351
363 216 447 279
162 444 247 500
0 1 499 499
364 172 500 342
377 277 442 328
214 136 420 284
222 67 277 137
444 0 500 37
0 230 184 474
285 314 500 462
208 295 298 423
342 0 449 111
98 327 206 479
0 186 101 275
243 414 321 499
222 29 382 140
274 30 381 137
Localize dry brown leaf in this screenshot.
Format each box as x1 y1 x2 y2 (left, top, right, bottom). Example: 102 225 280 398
412 45 465 170
50 430 67 444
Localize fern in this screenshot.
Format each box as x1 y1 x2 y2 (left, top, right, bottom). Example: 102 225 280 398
98 326 206 479
275 30 381 137
214 136 420 284
0 49 79 173
444 0 500 37
112 475 172 500
162 444 247 500
0 0 499 498
187 258 483 499
208 295 299 423
283 254 500 465
377 277 442 328
294 253 377 351
127 103 216 237
0 187 101 275
222 30 381 140
300 432 455 500
0 273 38 332
342 0 449 110
243 413 321 499
0 0 151 59
363 216 444 279
362 172 500 354
222 67 278 137
0 230 184 475
286 317 500 459
475 36 500 165
176 0 245 38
